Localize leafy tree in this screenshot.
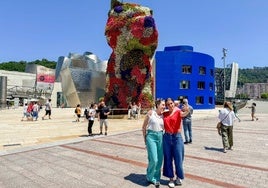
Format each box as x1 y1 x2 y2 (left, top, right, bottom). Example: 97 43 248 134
235 93 249 99
0 61 27 72
0 59 56 72
216 67 268 88
238 68 268 86
261 93 268 99
28 59 56 69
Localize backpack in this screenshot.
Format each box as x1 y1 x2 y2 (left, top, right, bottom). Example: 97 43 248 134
84 109 89 118
74 108 78 114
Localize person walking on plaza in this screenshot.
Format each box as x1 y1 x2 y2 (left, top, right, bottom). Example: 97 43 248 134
75 104 82 122
27 102 34 121
21 103 29 121
137 102 142 119
97 100 110 135
83 104 89 122
32 101 39 121
87 103 97 136
42 99 52 120
131 102 138 119
247 102 258 121
163 98 190 187
142 99 166 187
182 99 194 144
232 101 241 122
218 101 236 153
127 102 132 119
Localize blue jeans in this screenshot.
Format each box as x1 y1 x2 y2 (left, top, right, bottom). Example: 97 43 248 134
163 133 184 179
146 130 163 183
32 111 38 120
183 119 192 142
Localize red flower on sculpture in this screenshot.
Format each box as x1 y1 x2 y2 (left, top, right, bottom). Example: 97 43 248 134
142 55 151 67
130 18 144 38
140 31 158 46
131 65 141 77
137 73 146 85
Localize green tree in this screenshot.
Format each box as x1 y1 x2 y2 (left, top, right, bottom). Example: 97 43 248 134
0 59 56 72
261 93 268 99
28 59 56 69
0 61 27 72
216 67 268 88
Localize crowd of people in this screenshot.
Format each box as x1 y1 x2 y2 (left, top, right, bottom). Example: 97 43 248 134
75 99 111 136
74 100 143 137
19 96 258 187
128 102 142 120
21 99 52 121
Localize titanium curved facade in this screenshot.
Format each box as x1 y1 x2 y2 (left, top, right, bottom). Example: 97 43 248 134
155 45 215 109
56 52 107 107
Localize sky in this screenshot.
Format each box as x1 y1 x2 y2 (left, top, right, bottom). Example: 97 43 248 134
1 0 268 69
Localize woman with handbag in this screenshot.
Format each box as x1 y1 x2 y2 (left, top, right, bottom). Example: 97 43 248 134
218 101 236 153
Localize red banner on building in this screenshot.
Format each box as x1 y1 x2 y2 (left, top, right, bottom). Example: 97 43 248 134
36 65 55 92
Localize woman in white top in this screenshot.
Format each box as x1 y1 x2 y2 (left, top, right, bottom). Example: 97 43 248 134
142 99 166 186
21 103 28 121
131 102 138 119
218 101 236 153
87 103 97 136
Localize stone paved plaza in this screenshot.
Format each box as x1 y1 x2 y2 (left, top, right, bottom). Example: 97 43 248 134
0 100 267 187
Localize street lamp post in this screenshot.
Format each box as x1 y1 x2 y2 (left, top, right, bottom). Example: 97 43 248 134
222 48 227 103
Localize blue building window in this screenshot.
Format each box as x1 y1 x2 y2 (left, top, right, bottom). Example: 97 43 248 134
199 66 206 75
209 83 213 90
196 96 204 104
182 65 192 74
198 81 205 89
180 80 190 89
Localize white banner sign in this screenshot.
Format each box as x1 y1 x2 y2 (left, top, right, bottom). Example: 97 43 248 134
36 65 55 92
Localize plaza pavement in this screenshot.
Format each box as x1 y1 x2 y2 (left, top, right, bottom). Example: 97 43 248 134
0 100 267 187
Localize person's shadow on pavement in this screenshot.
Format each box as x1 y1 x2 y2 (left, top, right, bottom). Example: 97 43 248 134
204 146 223 152
125 173 170 187
124 173 150 186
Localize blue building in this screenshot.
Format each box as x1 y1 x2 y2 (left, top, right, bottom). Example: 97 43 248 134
155 45 215 109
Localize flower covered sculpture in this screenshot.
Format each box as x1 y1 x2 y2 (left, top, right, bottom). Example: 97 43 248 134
104 0 158 108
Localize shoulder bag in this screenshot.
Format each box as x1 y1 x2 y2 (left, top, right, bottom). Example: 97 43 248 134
217 111 231 136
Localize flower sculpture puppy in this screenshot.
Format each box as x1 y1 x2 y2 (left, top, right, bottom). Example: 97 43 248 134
105 0 158 108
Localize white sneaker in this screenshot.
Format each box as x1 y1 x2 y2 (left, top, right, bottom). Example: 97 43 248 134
175 178 182 185
168 181 175 188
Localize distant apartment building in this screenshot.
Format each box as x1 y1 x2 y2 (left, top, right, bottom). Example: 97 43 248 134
241 82 268 98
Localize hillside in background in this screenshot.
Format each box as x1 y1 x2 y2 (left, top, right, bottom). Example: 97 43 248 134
215 67 268 87
238 67 268 86
0 59 56 72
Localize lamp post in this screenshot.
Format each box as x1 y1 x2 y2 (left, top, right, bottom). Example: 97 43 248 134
222 48 227 103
